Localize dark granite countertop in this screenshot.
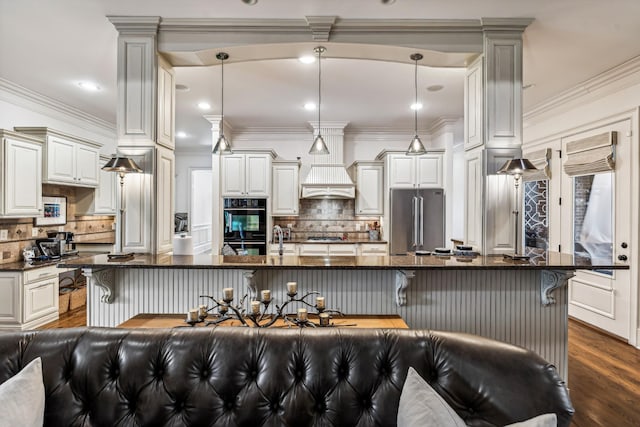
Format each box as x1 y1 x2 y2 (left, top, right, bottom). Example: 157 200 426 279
0 252 105 272
56 250 628 271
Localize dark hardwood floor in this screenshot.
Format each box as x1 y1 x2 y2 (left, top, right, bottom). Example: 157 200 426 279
39 309 640 426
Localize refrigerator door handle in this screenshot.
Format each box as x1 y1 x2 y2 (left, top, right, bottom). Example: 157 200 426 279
419 196 424 246
412 196 418 247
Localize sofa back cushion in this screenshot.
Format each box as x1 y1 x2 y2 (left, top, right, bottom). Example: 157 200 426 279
0 328 573 427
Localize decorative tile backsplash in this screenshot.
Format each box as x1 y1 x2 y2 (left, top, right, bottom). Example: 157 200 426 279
273 199 382 240
0 184 115 264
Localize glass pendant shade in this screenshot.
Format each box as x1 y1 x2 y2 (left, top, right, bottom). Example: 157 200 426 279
406 134 426 155
309 134 329 155
212 52 232 155
309 46 329 155
213 134 232 155
406 53 426 156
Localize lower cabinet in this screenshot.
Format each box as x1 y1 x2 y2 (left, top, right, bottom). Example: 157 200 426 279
358 243 388 256
268 243 297 256
277 243 384 256
0 265 60 330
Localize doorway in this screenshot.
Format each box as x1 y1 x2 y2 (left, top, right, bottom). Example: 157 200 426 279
560 118 632 341
189 168 213 254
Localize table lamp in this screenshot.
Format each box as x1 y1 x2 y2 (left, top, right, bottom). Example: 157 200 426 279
102 156 142 255
497 158 538 260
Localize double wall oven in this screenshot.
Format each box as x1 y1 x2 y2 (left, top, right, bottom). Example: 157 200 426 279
223 198 267 255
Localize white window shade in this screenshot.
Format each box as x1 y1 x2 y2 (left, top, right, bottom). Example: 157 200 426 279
523 148 551 181
563 131 616 176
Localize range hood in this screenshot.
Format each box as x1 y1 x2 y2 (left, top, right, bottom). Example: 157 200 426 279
301 122 355 199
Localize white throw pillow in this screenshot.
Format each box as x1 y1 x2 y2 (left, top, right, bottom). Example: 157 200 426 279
397 366 467 427
505 413 557 427
0 357 45 427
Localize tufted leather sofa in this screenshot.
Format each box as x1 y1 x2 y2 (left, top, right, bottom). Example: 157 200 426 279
0 328 573 427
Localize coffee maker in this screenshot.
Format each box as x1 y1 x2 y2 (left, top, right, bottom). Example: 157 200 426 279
46 231 78 256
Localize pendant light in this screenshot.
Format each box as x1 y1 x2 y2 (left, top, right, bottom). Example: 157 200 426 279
212 52 232 155
406 53 427 155
309 46 329 155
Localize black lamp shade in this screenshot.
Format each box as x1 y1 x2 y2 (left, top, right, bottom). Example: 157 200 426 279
102 156 142 174
497 158 537 175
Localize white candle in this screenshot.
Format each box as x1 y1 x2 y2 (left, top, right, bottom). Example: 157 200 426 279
198 304 207 317
187 308 198 322
287 281 298 295
261 289 272 302
319 312 330 326
297 308 308 321
316 296 325 310
223 287 234 301
251 300 261 315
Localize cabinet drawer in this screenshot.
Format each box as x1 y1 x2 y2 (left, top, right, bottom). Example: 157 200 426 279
24 278 58 323
328 244 357 256
269 243 297 255
24 265 59 283
359 244 388 255
298 244 329 256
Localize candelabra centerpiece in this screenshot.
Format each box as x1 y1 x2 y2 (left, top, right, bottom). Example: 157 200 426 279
184 282 343 328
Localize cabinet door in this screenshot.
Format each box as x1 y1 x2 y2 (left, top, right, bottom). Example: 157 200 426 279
358 243 388 256
245 154 270 196
417 154 443 188
156 59 175 150
388 155 416 188
4 137 42 216
0 274 21 325
269 243 297 255
156 147 175 253
23 278 58 323
221 155 246 196
46 136 75 183
75 144 100 187
272 164 299 215
356 165 383 215
95 160 117 214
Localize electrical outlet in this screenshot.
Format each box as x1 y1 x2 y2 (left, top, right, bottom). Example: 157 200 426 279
355 224 361 231
112 222 116 230
287 223 293 229
32 228 39 237
58 225 65 232
0 230 8 241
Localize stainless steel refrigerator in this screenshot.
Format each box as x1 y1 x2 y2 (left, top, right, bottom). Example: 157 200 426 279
389 188 445 255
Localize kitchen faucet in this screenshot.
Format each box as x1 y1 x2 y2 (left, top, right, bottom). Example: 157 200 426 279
273 225 284 256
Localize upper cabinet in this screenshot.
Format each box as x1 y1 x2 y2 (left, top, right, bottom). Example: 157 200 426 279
156 55 175 150
220 150 275 197
0 130 43 217
272 161 300 216
386 152 444 189
14 127 101 188
349 161 384 216
76 156 117 215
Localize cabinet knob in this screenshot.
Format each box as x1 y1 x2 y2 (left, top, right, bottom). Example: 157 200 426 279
618 254 628 261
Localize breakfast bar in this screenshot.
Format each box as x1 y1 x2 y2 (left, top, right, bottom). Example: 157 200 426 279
60 251 625 381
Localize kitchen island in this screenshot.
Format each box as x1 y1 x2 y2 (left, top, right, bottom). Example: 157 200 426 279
59 251 626 380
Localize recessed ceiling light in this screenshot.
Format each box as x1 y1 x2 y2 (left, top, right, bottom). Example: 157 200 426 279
176 131 187 138
410 103 423 110
242 0 258 4
304 102 316 111
198 102 211 110
427 85 444 92
175 84 190 92
77 81 101 92
381 0 396 4
298 55 316 64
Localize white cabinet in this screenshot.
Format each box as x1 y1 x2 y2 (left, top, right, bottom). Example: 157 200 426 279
268 243 297 255
388 153 443 189
329 244 357 256
14 127 101 188
156 146 175 253
349 161 383 216
156 55 175 150
221 151 274 197
358 243 388 256
0 130 43 217
272 161 300 216
0 265 59 330
76 156 117 215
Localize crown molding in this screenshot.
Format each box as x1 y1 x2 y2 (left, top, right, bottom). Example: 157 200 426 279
305 16 336 41
524 55 640 124
480 18 535 32
0 77 116 138
428 116 462 135
107 16 161 35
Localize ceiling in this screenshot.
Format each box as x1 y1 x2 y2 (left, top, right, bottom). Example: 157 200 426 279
1 0 640 150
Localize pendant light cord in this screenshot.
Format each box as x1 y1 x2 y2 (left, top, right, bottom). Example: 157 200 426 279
220 56 225 137
317 48 322 135
414 57 418 135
